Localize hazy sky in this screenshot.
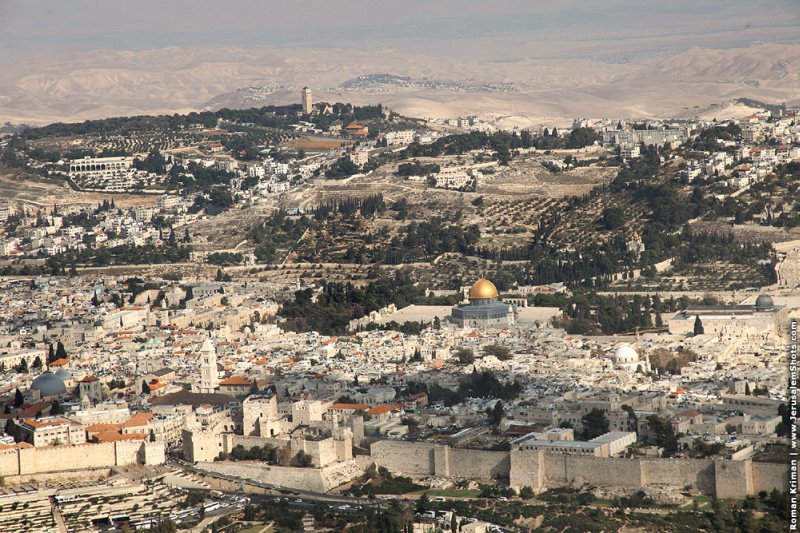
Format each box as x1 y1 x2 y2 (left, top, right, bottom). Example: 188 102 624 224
1 0 798 61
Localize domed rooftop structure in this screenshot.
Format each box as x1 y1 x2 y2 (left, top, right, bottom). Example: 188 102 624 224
452 278 516 328
613 344 639 364
754 294 774 310
469 278 499 300
54 368 72 380
30 372 67 396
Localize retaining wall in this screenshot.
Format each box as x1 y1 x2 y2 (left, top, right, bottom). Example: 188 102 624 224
196 459 361 492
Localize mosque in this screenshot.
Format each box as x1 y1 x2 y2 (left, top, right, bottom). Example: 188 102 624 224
450 278 517 328
668 294 786 338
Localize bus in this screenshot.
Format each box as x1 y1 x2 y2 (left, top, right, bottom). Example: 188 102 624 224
54 495 82 504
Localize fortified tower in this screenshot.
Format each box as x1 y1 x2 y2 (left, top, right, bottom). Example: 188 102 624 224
301 86 313 114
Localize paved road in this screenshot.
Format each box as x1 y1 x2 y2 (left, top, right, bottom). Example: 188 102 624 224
51 499 68 533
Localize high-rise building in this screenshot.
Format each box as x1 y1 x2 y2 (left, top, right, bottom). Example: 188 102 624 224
198 338 219 393
301 86 313 114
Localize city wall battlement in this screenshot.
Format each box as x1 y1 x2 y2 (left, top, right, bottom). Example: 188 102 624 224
0 441 165 479
370 441 788 499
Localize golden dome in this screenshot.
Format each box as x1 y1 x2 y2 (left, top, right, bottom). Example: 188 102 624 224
469 278 499 299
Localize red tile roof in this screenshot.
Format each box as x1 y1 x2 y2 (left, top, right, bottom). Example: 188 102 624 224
22 417 76 429
86 423 123 433
219 376 252 386
329 403 369 411
121 412 153 428
366 404 401 416
95 431 147 443
21 402 53 418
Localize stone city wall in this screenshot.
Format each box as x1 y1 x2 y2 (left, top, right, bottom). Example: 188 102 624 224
368 440 788 499
511 450 546 489
370 440 436 476
447 448 510 481
0 448 19 477
751 461 790 494
544 455 644 489
0 441 164 479
642 458 716 495
714 459 752 499
371 441 508 480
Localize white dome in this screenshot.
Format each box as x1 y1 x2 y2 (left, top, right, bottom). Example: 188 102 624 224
613 344 639 364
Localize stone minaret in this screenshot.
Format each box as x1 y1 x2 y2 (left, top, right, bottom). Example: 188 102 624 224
199 338 219 393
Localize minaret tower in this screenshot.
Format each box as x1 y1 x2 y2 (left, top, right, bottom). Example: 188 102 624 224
199 338 219 393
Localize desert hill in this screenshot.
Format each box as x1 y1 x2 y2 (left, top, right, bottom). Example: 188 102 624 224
0 43 797 127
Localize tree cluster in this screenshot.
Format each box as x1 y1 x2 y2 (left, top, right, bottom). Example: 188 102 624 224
396 160 440 177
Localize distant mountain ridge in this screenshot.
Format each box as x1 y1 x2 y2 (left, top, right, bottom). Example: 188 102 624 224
0 43 797 126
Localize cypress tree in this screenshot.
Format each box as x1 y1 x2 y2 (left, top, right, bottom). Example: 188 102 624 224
693 315 704 335
14 388 24 408
490 400 504 426
5 418 18 442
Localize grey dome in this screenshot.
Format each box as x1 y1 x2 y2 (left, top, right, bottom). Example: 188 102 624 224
754 295 774 309
30 372 67 396
54 368 73 380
